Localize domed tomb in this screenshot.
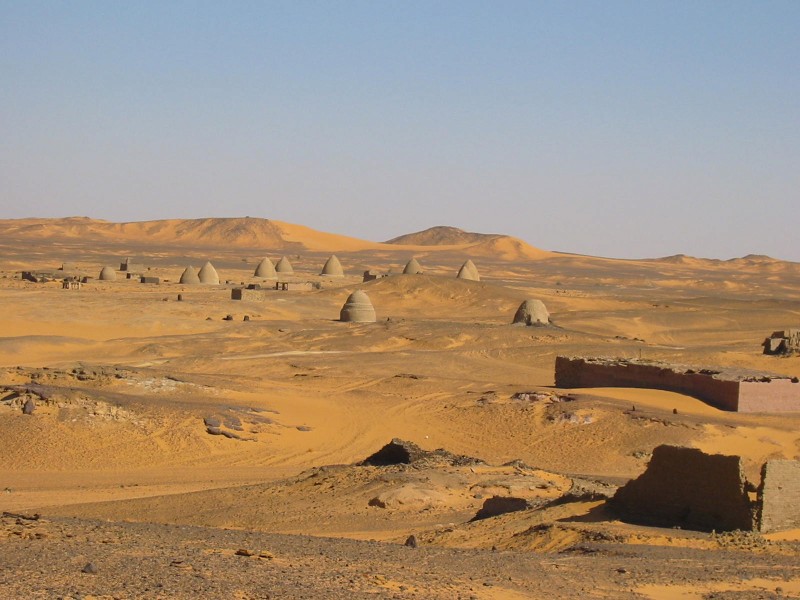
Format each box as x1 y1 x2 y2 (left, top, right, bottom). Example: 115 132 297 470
320 255 344 277
179 266 201 285
198 261 220 285
275 256 294 274
254 257 277 279
340 290 376 323
512 299 550 326
456 259 480 281
403 258 423 275
98 266 117 281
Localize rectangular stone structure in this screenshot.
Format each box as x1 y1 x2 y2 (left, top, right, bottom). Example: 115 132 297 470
231 288 269 301
555 356 800 413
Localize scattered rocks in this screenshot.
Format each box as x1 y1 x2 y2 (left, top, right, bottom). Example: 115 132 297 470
81 562 98 574
368 497 387 509
203 416 222 428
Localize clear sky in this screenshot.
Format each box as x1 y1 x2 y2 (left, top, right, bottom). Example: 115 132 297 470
1 1 798 260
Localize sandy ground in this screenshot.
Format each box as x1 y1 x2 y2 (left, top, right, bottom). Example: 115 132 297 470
1 217 799 598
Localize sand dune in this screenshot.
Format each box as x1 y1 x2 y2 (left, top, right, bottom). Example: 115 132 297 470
0 217 551 260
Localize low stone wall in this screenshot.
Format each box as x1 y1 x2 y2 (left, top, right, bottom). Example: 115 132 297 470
759 460 800 533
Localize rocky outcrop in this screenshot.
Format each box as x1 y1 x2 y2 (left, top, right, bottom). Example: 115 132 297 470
359 438 484 468
473 496 532 520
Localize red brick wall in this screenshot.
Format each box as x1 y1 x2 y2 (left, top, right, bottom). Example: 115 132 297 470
739 380 800 413
554 357 741 411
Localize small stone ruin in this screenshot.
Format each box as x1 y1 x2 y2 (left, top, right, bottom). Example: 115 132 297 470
610 445 800 533
362 270 387 282
119 257 144 273
763 329 800 355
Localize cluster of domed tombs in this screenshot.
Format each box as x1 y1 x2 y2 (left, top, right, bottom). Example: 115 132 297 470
90 256 478 284
251 255 479 281
338 290 549 325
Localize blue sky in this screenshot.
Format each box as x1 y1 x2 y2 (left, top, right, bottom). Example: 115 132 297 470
2 1 798 260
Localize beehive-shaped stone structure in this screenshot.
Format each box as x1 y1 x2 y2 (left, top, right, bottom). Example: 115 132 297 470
512 299 549 326
275 256 294 274
340 290 376 323
456 259 480 281
198 261 220 285
179 266 201 285
321 255 344 277
254 257 277 279
403 258 423 275
98 266 117 281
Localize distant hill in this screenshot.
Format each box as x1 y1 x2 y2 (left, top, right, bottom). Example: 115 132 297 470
385 226 500 246
385 226 549 260
0 217 381 252
0 217 551 259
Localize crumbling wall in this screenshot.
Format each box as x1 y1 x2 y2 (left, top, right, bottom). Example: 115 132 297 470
763 329 800 355
554 357 741 411
610 445 756 532
758 460 800 533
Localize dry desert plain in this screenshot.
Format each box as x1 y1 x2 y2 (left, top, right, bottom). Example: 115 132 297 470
0 217 799 599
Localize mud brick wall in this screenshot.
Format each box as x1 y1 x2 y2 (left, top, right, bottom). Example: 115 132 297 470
554 357 741 411
610 445 755 531
759 460 800 533
738 380 800 413
231 289 269 301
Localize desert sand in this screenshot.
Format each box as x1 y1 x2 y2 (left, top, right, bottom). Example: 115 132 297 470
1 217 799 599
